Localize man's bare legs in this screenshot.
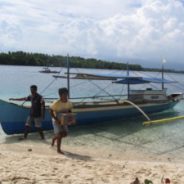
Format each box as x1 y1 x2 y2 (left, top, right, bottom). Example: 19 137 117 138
55 131 67 154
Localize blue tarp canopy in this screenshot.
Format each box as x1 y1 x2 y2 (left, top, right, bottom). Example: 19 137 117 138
68 72 177 84
114 77 176 84
114 77 150 84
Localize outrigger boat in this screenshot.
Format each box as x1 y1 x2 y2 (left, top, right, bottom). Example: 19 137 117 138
39 67 60 74
0 62 183 135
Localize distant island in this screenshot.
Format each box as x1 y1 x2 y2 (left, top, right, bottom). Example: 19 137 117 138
0 51 183 74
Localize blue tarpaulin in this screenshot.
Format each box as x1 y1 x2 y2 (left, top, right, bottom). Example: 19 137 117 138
69 72 177 84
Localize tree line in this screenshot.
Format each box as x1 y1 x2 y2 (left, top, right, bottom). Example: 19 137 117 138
0 51 183 73
0 51 142 70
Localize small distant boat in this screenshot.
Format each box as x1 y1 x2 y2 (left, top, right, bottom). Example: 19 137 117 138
39 67 60 74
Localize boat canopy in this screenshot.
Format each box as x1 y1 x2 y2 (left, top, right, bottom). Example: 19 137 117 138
114 77 177 84
68 72 126 80
114 77 150 84
68 72 177 84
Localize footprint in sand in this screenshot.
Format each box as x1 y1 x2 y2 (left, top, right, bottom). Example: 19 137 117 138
64 174 70 179
84 165 93 169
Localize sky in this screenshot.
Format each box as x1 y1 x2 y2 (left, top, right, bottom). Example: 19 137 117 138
0 0 184 69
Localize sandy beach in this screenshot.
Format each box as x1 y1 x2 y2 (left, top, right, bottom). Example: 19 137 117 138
0 133 184 184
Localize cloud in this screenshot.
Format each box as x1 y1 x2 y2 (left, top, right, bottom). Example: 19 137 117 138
0 0 184 68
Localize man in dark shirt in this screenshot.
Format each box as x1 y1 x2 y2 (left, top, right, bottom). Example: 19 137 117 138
10 85 45 139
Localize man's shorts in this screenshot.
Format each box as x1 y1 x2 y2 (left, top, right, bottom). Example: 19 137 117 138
52 119 68 135
25 116 42 128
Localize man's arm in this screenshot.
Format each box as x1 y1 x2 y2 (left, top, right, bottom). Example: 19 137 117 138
9 97 28 101
49 109 60 124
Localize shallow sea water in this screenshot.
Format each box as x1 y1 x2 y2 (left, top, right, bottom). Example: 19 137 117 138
1 65 184 160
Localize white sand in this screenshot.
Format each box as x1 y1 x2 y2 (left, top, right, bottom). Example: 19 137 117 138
0 136 184 184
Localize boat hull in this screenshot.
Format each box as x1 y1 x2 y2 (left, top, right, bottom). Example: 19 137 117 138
0 99 178 135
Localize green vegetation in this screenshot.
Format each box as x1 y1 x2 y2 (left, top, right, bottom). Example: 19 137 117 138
0 51 142 70
0 51 183 73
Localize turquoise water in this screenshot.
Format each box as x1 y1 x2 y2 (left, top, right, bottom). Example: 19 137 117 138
1 65 184 158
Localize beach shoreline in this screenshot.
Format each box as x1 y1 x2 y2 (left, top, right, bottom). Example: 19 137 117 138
1 135 184 184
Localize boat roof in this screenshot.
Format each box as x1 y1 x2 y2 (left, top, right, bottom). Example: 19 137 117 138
68 72 177 84
114 77 176 84
69 72 126 79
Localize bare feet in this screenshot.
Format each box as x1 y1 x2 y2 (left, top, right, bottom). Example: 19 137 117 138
57 150 65 154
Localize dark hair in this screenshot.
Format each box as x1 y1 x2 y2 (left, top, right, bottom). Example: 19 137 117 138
58 87 68 96
30 85 37 90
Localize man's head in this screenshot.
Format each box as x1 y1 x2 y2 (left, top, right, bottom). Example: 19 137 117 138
30 85 37 95
58 87 68 102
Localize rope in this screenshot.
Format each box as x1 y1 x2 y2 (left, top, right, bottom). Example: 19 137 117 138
164 73 184 92
92 82 114 98
40 77 58 95
68 67 117 103
40 64 64 96
88 80 120 103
